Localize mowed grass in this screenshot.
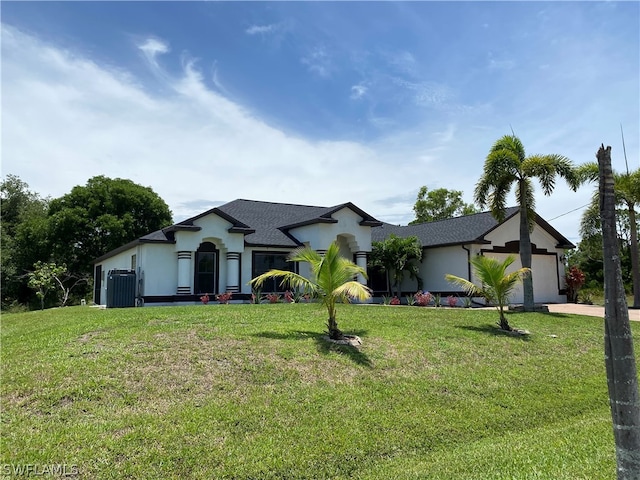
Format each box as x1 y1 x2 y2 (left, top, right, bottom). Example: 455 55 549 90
1 303 632 479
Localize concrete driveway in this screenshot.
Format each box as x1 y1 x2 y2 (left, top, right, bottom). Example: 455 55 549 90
545 303 640 321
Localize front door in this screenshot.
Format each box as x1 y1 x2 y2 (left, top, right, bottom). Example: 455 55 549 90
195 242 218 295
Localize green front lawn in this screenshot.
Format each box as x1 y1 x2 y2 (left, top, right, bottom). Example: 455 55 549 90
1 304 628 479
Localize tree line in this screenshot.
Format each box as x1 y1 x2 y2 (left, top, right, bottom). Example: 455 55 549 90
1 175 172 310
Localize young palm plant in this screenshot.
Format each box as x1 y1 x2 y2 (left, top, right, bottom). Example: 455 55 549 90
249 241 372 340
445 255 530 331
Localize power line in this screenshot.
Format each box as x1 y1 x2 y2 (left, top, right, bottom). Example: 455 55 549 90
548 203 591 221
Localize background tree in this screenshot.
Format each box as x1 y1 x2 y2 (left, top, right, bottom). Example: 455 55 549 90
48 175 173 281
410 186 478 224
597 145 640 478
27 261 67 310
1 175 50 308
445 255 530 331
369 234 422 296
250 242 371 340
474 134 578 312
576 162 640 307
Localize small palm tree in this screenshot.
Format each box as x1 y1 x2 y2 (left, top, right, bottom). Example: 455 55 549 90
445 255 530 331
249 241 372 340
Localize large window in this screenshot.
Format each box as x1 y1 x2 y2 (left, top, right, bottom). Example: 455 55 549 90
252 252 295 292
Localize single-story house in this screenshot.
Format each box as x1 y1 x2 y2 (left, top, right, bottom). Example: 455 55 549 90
93 200 574 306
92 199 382 306
371 206 574 305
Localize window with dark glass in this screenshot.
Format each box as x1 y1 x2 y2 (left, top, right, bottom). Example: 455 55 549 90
252 252 295 292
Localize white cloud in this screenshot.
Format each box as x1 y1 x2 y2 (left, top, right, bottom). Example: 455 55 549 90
350 84 367 100
245 24 278 36
138 37 169 68
301 46 332 77
0 24 434 225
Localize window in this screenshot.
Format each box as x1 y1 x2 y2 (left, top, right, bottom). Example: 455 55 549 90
252 252 295 292
131 254 137 271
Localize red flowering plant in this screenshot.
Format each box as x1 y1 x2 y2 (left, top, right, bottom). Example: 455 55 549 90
216 292 233 304
447 295 458 308
390 296 401 305
200 294 210 305
565 265 586 304
284 290 294 303
265 293 281 304
414 291 432 306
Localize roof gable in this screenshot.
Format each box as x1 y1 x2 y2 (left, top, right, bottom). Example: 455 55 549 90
372 207 574 249
218 199 381 247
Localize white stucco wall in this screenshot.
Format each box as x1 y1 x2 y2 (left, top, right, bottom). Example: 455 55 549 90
413 245 472 293
289 208 372 252
139 243 178 297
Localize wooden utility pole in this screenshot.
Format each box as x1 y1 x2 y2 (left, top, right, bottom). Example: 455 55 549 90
598 144 640 478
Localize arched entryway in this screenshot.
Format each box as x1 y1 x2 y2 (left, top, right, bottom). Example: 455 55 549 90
195 242 219 295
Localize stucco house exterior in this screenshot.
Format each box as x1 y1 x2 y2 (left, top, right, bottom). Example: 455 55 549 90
92 199 382 306
371 206 574 305
93 200 574 306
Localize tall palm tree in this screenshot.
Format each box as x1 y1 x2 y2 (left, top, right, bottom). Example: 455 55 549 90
475 135 578 312
445 255 530 331
249 241 371 340
596 144 640 478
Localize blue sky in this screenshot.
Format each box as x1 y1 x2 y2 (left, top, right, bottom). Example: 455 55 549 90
2 1 638 244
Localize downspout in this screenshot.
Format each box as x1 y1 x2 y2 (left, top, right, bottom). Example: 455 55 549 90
461 245 471 280
461 244 483 307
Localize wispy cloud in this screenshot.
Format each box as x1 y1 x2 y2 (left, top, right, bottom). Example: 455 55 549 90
301 46 332 77
350 84 367 100
245 23 279 36
138 37 169 68
393 78 454 108
386 50 417 76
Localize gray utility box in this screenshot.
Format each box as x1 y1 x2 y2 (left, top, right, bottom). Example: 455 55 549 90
106 270 136 308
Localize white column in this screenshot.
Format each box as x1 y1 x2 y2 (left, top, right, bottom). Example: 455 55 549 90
355 251 368 285
177 251 192 295
226 252 241 293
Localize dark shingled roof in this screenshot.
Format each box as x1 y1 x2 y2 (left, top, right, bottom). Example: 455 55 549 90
216 199 381 247
372 207 574 249
94 199 382 262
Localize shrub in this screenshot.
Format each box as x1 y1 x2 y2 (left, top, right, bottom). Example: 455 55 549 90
414 291 432 306
447 295 458 307
200 294 210 305
565 266 586 303
216 292 233 304
265 293 281 304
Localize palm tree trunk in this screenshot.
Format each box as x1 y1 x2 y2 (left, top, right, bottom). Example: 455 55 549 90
519 202 535 312
498 308 512 331
598 144 640 478
326 302 342 339
627 202 640 309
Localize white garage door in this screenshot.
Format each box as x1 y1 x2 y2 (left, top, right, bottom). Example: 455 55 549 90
486 253 561 305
